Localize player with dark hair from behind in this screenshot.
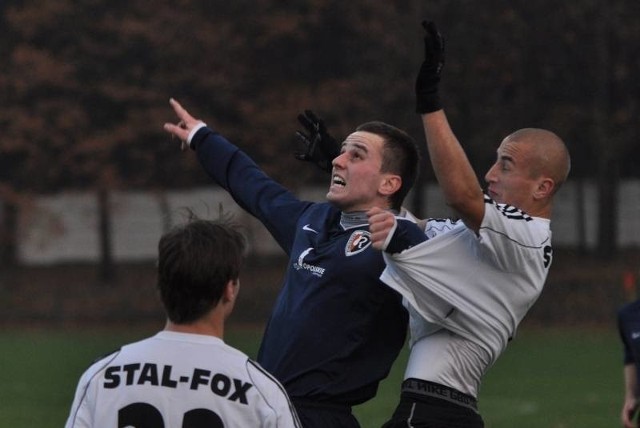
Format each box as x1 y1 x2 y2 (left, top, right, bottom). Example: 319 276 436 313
164 101 420 428
367 21 571 427
65 212 301 428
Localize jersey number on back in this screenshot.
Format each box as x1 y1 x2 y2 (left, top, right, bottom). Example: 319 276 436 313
543 245 552 269
119 402 224 428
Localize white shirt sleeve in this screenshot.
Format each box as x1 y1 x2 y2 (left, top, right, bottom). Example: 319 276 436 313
247 360 302 428
380 203 552 361
65 353 117 428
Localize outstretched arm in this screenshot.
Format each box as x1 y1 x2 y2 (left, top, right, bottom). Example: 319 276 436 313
416 22 484 233
163 98 206 151
421 111 484 232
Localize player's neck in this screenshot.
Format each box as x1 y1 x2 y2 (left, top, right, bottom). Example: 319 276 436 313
340 208 398 229
164 318 224 339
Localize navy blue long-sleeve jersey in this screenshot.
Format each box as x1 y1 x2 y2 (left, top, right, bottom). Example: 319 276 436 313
192 127 408 406
618 300 640 388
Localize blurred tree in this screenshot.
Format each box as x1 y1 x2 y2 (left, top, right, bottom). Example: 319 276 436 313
0 0 639 268
423 0 640 255
0 0 260 277
0 0 428 272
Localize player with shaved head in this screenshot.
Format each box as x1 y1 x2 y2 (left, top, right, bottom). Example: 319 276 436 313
367 22 571 427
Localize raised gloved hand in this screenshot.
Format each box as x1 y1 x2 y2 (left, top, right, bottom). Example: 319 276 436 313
415 21 445 114
294 110 341 173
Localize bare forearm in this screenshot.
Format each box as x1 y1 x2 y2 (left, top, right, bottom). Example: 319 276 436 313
622 364 639 427
421 110 484 231
624 364 638 401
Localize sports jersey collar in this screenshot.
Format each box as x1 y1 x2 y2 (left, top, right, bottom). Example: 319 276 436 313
340 209 398 230
156 330 225 345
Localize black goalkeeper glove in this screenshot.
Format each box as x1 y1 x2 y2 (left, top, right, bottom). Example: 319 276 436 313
294 110 341 173
415 20 445 114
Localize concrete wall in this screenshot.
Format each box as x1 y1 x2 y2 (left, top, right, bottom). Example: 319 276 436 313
13 179 639 265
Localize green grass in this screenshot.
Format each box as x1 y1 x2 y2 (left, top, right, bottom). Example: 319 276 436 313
478 328 622 428
0 325 623 428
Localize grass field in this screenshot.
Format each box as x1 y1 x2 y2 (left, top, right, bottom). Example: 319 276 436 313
0 324 623 427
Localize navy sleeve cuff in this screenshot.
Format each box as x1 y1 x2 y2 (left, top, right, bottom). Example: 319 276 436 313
190 126 211 150
385 219 427 254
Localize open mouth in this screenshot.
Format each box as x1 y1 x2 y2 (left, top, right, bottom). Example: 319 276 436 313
332 174 346 187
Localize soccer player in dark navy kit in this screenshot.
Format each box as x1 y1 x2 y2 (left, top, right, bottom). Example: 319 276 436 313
164 99 419 428
618 299 640 427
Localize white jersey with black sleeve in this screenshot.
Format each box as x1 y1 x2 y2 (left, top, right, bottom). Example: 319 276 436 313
65 331 301 428
380 197 552 397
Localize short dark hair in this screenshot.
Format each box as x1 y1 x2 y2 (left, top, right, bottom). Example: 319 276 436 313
356 121 420 210
157 212 246 324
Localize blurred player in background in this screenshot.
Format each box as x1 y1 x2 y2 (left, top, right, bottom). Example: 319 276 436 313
617 295 640 427
367 21 571 427
163 101 419 428
65 213 301 428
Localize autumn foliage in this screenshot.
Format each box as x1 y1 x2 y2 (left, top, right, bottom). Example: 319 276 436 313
1 1 639 264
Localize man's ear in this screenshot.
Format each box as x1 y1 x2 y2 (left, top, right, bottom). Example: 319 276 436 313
379 174 402 197
222 279 239 303
533 177 555 200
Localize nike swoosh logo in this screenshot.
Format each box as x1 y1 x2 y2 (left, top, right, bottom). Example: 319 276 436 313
632 332 640 340
302 224 318 234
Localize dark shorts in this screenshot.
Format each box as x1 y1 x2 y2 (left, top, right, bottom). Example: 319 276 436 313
381 379 484 428
292 400 360 428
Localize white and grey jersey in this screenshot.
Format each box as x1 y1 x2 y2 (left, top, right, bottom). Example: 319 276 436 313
381 198 552 397
65 331 301 428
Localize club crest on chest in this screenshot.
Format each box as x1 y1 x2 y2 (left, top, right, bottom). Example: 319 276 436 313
345 230 372 256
